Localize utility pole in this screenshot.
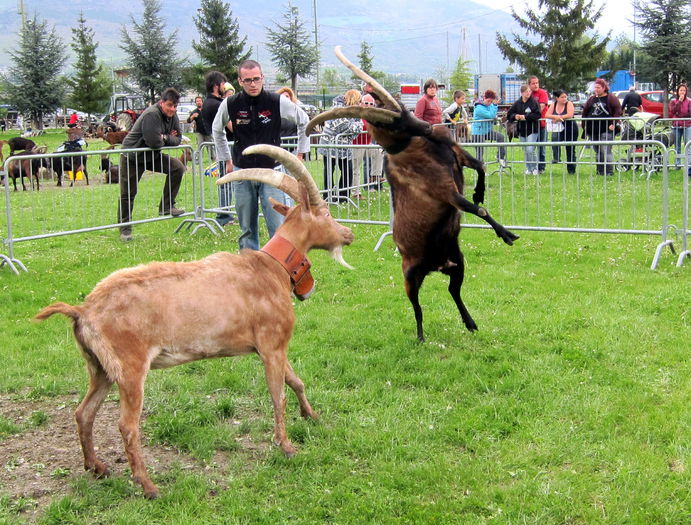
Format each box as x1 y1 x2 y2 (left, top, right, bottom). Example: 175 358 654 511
313 0 319 86
17 0 26 29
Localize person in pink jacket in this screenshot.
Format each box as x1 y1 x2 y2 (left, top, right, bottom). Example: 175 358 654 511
669 83 691 175
415 78 442 125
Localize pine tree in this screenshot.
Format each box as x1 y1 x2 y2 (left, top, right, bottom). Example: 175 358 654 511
358 42 374 75
265 3 318 93
2 15 67 129
67 13 113 119
120 0 184 104
443 56 473 105
634 0 691 105
496 0 609 92
192 0 251 89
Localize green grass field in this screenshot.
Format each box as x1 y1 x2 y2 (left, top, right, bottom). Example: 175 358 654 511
0 128 689 524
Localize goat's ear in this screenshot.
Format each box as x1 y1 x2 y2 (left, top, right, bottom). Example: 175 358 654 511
269 197 292 217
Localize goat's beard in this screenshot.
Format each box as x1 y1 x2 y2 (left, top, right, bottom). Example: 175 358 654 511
330 246 354 270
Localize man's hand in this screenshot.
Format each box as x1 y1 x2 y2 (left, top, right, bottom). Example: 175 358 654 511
225 159 233 173
296 153 304 161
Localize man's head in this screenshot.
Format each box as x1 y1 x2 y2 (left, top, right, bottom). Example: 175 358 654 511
204 71 227 96
238 60 264 97
194 96 203 108
159 88 180 118
453 90 466 104
361 94 376 107
528 76 540 92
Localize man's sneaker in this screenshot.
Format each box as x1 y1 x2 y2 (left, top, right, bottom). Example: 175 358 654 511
120 231 133 242
160 207 185 217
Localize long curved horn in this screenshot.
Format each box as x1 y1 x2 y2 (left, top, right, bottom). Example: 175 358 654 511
334 45 401 111
217 168 302 203
306 106 398 136
242 144 324 207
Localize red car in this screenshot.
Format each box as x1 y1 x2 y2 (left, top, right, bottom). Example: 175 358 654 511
638 91 672 117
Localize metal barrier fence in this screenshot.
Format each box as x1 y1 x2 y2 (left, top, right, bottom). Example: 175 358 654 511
1 144 197 274
676 141 690 267
1 130 688 274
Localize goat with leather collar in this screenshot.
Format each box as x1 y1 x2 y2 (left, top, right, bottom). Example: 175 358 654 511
261 235 314 300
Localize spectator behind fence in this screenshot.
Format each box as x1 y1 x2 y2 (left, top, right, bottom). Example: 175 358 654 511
669 83 691 176
317 90 363 202
529 75 549 173
442 90 470 142
470 89 507 166
414 78 442 125
117 88 186 242
212 59 309 251
545 90 578 174
621 87 642 117
201 71 234 227
508 84 541 175
581 78 622 176
276 86 310 203
187 96 212 149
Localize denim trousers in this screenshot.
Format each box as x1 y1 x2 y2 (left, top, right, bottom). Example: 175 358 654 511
232 178 289 251
520 132 539 172
537 126 547 171
672 126 691 173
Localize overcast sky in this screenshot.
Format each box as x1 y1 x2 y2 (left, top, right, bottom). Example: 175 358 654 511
473 0 637 39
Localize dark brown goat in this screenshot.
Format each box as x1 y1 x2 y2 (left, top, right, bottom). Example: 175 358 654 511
308 47 518 342
0 137 37 162
4 146 47 191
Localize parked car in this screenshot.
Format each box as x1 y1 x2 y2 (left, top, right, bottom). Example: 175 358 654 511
639 91 671 117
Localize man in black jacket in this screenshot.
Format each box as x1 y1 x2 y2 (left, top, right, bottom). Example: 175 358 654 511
117 88 186 241
212 60 309 250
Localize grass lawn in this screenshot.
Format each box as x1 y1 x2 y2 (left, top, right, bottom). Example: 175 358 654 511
0 128 689 524
0 208 689 524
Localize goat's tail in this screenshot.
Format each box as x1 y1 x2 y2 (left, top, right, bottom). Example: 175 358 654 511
34 302 82 322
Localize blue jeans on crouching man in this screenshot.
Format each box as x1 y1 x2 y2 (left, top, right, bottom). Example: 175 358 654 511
232 165 291 251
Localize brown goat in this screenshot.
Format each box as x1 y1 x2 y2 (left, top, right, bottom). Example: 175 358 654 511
35 144 354 499
95 127 128 149
308 47 518 342
4 146 48 191
0 137 37 162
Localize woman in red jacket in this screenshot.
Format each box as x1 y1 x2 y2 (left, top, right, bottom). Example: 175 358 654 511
415 78 442 125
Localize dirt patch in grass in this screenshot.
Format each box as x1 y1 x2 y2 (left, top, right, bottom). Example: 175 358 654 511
0 394 271 521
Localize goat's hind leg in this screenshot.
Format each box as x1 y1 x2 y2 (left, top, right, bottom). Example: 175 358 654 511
116 366 159 499
285 361 318 420
403 262 428 342
443 246 478 332
76 359 114 478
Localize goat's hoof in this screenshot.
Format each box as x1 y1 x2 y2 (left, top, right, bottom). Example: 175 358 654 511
280 443 298 457
86 461 111 479
143 487 160 500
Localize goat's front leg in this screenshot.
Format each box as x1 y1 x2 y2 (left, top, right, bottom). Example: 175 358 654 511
452 144 485 204
117 369 159 499
451 193 519 246
285 362 318 420
261 350 296 456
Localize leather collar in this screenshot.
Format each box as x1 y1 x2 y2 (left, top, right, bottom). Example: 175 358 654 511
261 235 315 301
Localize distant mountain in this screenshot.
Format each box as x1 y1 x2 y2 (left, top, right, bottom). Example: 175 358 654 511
0 0 515 80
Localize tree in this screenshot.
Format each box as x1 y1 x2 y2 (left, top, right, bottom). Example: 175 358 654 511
601 34 636 72
358 42 374 75
67 13 113 119
120 0 184 103
496 0 610 92
265 2 319 93
192 0 251 88
444 56 473 105
634 0 691 112
2 15 67 129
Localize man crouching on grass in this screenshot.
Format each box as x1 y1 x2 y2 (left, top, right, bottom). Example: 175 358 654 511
117 88 186 242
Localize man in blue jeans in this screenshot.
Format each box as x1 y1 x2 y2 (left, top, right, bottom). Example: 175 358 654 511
212 59 309 250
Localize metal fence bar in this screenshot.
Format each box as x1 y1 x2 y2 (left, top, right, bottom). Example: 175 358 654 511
676 141 690 267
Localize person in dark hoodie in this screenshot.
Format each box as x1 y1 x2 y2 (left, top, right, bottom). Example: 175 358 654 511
117 87 185 242
507 84 541 175
581 78 622 175
212 60 309 251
